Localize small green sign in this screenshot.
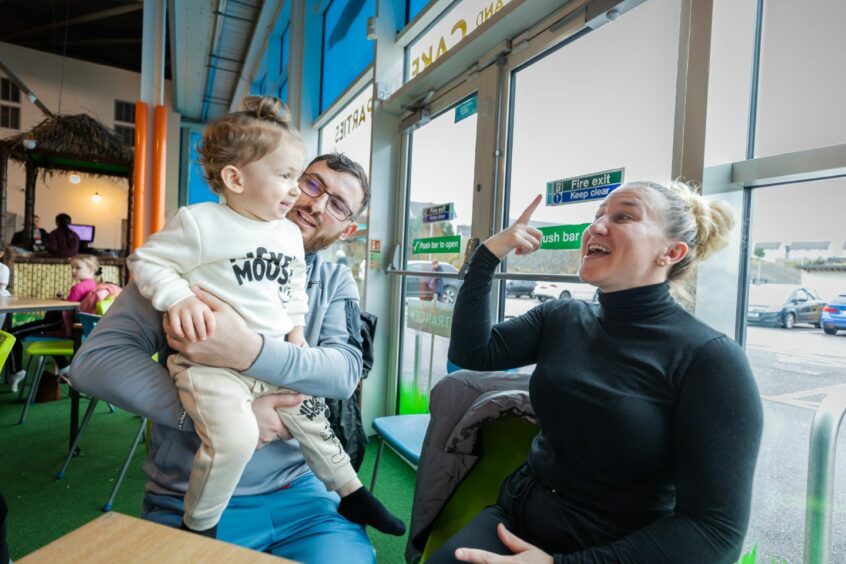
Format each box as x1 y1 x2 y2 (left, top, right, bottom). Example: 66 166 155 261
546 168 625 206
538 223 590 250
454 96 478 123
407 300 453 338
412 236 461 254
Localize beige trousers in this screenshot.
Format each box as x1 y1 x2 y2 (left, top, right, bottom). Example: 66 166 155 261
169 355 358 531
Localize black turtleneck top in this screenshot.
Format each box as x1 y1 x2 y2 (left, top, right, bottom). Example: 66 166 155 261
448 245 763 564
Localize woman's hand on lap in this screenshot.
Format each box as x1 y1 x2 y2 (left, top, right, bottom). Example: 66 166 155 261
483 195 544 259
455 524 553 564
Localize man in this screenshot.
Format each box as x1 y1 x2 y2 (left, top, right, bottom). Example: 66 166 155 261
47 213 80 258
70 153 375 563
429 259 445 301
10 214 49 250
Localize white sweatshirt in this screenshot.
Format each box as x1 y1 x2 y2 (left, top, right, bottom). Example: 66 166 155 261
128 202 308 337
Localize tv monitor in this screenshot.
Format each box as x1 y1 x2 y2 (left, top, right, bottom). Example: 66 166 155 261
68 223 95 243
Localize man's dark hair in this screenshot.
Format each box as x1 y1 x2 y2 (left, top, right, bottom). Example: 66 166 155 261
308 153 371 217
56 213 72 227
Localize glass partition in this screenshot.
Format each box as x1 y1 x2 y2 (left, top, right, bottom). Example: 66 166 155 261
740 177 846 561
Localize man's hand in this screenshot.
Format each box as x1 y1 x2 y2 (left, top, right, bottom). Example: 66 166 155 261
168 295 215 342
252 392 303 448
455 524 553 563
287 326 308 348
164 285 262 371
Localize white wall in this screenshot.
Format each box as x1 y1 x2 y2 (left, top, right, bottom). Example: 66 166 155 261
0 41 181 247
800 271 846 303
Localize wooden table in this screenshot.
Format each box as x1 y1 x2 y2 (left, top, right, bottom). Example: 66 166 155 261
0 297 81 445
0 296 80 314
18 513 297 563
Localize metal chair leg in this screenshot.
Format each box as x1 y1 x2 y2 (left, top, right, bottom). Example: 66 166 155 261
56 398 99 479
103 417 147 512
17 356 33 401
369 438 385 493
18 356 47 424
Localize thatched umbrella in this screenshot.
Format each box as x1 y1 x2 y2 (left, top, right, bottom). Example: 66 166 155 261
0 113 134 254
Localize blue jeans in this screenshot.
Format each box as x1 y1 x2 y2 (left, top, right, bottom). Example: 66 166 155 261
143 472 375 563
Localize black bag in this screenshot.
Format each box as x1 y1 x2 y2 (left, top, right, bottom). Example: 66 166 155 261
326 312 376 471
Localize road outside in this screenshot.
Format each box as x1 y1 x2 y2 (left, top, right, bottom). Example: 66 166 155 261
399 297 846 562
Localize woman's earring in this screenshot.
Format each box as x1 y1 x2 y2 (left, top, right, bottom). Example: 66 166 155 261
656 258 667 267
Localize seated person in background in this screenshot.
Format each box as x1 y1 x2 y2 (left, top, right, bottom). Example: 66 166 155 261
6 255 102 391
72 151 381 563
127 96 402 539
428 181 763 564
10 214 49 251
46 213 79 258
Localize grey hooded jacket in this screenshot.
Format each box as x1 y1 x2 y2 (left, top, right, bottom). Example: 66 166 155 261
70 253 363 497
406 370 537 562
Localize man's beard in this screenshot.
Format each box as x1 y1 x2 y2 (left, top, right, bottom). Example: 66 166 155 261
289 207 344 253
302 230 339 253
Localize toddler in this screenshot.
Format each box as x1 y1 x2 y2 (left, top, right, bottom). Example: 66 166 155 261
128 96 403 538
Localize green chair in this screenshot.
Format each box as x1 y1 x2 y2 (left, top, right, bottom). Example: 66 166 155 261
18 338 74 424
0 331 17 373
420 415 538 562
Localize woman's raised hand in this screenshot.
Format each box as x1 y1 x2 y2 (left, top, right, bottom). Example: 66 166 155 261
482 195 543 259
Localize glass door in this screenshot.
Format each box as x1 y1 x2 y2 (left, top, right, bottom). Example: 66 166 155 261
396 94 478 413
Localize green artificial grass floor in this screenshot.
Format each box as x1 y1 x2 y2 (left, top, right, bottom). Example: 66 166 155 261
0 383 416 563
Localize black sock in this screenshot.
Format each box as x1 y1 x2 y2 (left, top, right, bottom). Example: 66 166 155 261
180 520 217 539
338 486 406 536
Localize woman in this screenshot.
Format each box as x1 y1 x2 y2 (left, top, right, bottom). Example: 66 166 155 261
430 181 763 563
6 255 102 391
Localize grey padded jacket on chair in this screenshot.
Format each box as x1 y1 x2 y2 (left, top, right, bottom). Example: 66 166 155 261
406 370 537 563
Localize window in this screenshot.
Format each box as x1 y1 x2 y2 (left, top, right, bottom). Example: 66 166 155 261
502 0 680 331
1 77 21 130
320 0 376 113
114 100 135 147
406 0 429 24
114 100 135 124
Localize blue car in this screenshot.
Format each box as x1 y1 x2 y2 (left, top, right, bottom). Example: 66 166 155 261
822 294 846 335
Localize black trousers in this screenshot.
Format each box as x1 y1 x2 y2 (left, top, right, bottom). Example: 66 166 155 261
425 465 625 563
9 313 68 373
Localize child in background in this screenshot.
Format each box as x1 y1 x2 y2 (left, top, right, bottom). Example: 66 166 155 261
6 255 101 391
127 96 403 538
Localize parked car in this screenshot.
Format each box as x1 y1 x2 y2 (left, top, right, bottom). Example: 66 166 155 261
746 284 824 329
821 294 846 335
405 261 462 303
505 280 536 299
534 281 597 303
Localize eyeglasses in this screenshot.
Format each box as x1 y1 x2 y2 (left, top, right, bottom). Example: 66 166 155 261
298 173 355 222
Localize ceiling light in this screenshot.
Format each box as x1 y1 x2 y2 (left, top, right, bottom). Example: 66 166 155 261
69 173 81 184
92 192 102 204
22 135 37 150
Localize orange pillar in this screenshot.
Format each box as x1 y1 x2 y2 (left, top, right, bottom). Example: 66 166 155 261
152 105 167 233
132 101 149 251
